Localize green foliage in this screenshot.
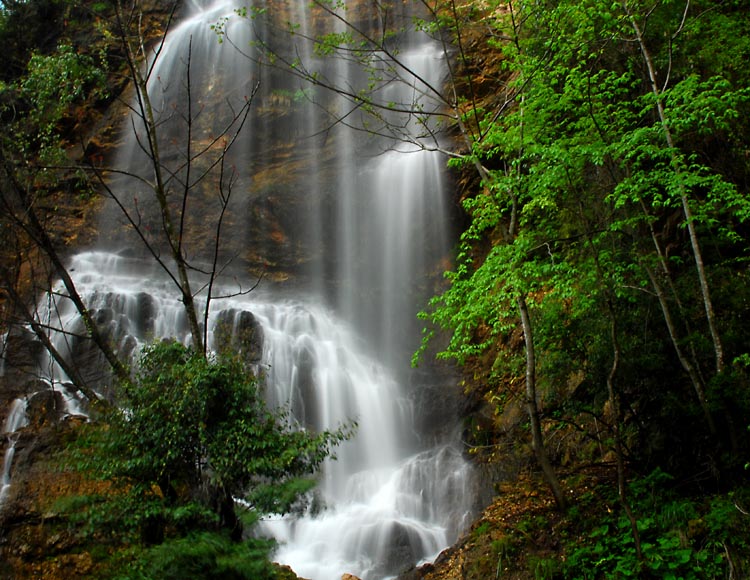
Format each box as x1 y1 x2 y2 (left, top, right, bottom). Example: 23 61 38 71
0 0 74 80
472 521 493 538
100 341 348 508
528 556 559 580
61 341 351 577
563 472 750 579
19 43 106 157
417 0 750 479
109 532 277 580
314 31 356 56
0 38 106 199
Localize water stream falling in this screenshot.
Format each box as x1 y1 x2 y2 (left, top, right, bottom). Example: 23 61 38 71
0 399 28 504
1 1 475 577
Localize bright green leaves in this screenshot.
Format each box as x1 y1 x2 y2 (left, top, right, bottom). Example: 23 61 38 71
22 44 105 119
313 31 356 57
0 39 106 203
665 75 750 140
565 472 750 579
420 0 750 472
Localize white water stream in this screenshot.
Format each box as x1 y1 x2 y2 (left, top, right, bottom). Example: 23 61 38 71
0 399 28 504
1 1 474 577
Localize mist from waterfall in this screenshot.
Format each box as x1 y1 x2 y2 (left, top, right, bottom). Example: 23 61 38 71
2 1 475 578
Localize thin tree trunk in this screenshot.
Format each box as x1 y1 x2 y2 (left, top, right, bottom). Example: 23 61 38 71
638 196 708 387
580 201 641 558
643 262 716 435
506 10 564 507
116 0 204 353
2 276 104 404
28 216 129 384
0 151 128 388
518 295 567 510
624 1 724 375
606 303 642 560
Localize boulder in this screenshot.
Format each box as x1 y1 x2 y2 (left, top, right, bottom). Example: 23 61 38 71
2 327 45 393
26 390 65 430
213 309 264 365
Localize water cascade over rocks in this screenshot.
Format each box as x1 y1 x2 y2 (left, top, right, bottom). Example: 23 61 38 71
1 1 475 577
0 399 28 504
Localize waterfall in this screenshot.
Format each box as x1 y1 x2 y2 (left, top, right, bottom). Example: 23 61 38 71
1 1 474 577
0 399 28 504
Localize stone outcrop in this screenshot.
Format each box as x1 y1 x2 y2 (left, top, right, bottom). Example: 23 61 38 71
213 308 264 365
0 415 94 579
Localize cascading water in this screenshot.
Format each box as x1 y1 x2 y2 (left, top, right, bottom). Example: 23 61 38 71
1 1 475 577
0 399 28 504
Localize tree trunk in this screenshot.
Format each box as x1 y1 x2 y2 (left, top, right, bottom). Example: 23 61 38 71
643 263 716 435
218 487 242 541
604 297 642 560
116 0 205 353
624 1 724 375
0 150 128 390
518 295 567 510
1 274 104 404
580 202 642 558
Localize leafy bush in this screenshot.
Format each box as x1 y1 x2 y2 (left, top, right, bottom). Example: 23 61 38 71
19 43 106 157
62 341 352 577
110 532 277 580
563 471 750 579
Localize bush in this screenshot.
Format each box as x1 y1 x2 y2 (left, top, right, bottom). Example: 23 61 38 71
563 471 750 579
63 341 352 576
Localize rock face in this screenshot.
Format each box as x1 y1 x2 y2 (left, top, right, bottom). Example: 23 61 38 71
213 308 264 366
64 290 155 392
3 327 44 379
0 415 95 580
1 328 45 402
26 390 66 430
